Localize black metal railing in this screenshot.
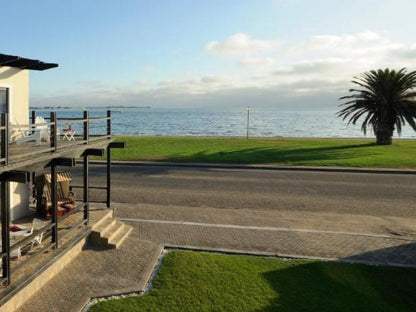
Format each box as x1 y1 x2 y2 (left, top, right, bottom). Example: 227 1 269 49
0 109 113 289
2 205 89 287
0 110 112 166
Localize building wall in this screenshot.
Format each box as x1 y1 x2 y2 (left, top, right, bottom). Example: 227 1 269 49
0 66 29 125
0 66 30 220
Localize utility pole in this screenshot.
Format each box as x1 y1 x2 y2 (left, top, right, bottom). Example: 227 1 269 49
246 106 250 139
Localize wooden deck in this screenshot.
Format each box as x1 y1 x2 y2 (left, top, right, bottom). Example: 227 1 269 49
1 136 111 174
9 139 80 160
0 206 107 290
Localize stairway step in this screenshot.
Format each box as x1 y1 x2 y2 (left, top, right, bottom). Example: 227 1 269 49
90 210 113 230
102 221 125 242
93 218 117 237
108 225 133 249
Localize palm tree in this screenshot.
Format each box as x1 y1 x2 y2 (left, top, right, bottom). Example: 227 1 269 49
338 68 416 145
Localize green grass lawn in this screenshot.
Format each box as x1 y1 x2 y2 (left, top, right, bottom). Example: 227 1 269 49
90 251 416 312
107 136 416 168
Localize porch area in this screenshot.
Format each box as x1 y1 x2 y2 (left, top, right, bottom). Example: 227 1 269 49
0 207 133 312
0 108 126 311
1 110 112 168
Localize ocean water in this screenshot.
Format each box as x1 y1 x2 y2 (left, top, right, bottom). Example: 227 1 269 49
35 108 416 138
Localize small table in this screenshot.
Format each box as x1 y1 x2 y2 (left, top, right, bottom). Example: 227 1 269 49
62 129 76 141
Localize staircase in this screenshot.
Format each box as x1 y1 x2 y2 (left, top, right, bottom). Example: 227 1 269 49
90 212 132 249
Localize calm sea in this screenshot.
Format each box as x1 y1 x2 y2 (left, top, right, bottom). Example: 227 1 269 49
35 108 416 138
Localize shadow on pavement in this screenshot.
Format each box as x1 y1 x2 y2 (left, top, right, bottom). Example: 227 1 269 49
341 241 416 267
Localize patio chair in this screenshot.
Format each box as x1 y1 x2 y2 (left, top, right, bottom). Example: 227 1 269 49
10 246 22 260
29 218 46 249
36 172 76 219
9 218 45 260
14 116 49 145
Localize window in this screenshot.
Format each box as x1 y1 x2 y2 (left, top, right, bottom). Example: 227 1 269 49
0 87 8 114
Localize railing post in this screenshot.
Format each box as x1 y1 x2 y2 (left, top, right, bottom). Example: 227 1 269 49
83 153 89 224
83 111 89 144
107 110 111 138
106 148 111 208
31 110 36 134
106 142 125 212
50 112 58 151
1 180 10 285
51 164 58 249
1 113 9 165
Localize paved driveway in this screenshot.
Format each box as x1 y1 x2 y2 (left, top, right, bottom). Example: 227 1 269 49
73 164 416 266
74 164 416 217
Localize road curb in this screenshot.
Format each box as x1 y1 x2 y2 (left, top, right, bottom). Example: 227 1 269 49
84 160 416 175
163 245 416 268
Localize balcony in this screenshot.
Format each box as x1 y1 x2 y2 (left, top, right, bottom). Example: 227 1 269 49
0 109 124 297
0 110 112 172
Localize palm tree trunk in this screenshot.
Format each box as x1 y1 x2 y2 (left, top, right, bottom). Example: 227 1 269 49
376 124 393 145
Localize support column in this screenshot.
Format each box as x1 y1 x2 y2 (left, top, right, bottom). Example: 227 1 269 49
51 164 58 248
31 110 36 135
106 148 111 208
50 111 57 151
47 158 75 250
106 142 126 211
83 153 89 224
1 180 10 284
0 171 30 285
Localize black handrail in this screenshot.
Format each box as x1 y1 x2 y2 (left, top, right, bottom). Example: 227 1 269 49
1 110 112 167
0 109 113 288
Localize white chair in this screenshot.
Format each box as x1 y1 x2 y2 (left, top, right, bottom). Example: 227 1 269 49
10 247 22 260
10 218 45 260
30 218 46 249
15 117 49 145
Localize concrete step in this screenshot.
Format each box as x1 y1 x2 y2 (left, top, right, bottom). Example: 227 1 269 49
89 216 131 249
102 220 125 243
90 217 116 245
89 209 112 230
108 225 133 249
93 217 117 235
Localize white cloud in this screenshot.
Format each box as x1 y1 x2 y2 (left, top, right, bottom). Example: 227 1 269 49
205 33 280 55
238 57 277 67
36 31 416 110
291 31 402 57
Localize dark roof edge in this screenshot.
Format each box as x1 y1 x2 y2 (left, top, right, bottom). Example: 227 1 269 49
0 53 58 71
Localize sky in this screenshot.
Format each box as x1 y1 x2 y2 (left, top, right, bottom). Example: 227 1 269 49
3 0 416 109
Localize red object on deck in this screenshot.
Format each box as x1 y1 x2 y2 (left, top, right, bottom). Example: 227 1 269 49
9 225 22 232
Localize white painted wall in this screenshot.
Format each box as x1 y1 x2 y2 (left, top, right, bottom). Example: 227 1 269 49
10 183 30 220
0 66 30 220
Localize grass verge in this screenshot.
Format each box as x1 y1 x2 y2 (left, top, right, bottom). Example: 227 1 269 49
90 251 416 312
106 136 416 168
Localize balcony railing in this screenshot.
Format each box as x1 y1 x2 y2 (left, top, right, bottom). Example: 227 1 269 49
0 201 90 289
0 110 112 167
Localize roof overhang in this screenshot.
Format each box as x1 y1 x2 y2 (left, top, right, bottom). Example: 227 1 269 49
0 53 58 71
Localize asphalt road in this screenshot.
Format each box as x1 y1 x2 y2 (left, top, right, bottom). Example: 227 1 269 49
70 164 416 218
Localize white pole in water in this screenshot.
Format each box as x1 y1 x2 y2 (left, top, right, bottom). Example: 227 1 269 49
246 106 250 139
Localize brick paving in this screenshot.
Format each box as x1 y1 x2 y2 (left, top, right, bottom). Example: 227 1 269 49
115 202 416 266
128 220 416 266
18 235 162 312
17 201 416 311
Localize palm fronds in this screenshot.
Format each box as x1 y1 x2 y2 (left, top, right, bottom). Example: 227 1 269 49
338 68 416 141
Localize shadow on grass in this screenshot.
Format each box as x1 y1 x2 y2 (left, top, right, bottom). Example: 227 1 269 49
260 242 416 312
165 143 378 164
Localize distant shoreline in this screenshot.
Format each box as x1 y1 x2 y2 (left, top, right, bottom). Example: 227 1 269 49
29 106 151 110
112 134 416 141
